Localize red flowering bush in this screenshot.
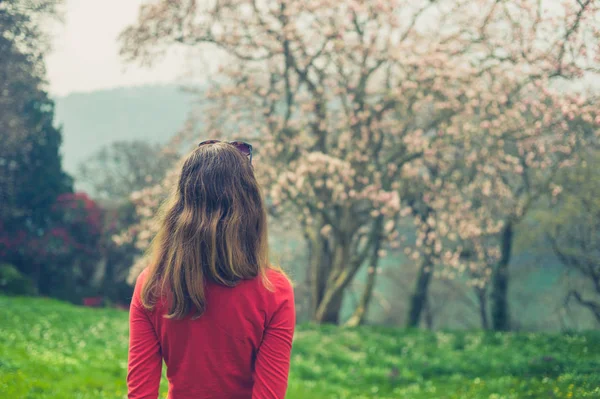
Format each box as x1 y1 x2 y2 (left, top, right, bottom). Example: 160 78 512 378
49 192 102 257
0 192 103 300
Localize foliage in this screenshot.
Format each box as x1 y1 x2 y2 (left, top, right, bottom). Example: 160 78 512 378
98 201 141 304
120 0 600 327
0 192 103 301
529 152 600 324
0 0 72 229
40 192 103 300
0 0 74 300
51 192 103 253
1 296 600 398
0 264 35 296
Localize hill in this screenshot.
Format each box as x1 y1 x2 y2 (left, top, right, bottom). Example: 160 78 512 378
54 85 195 177
0 296 599 398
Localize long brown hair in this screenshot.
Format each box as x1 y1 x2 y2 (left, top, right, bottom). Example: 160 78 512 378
140 142 272 319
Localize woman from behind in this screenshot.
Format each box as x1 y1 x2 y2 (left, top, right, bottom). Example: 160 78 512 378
127 141 295 399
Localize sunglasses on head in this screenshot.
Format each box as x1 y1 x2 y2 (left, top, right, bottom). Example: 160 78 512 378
198 140 253 163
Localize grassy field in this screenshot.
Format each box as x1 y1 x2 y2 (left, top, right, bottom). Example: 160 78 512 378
0 296 599 399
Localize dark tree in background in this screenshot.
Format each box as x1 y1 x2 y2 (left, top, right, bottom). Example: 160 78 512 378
38 192 102 300
0 0 73 290
98 201 140 305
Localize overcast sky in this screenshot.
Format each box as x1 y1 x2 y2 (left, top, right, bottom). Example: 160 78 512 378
46 0 183 96
45 1 598 97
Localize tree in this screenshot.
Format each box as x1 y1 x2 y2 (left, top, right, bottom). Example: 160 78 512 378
534 152 600 324
121 0 600 325
404 88 600 330
40 192 103 300
77 140 180 201
0 0 73 278
0 192 103 298
397 0 600 329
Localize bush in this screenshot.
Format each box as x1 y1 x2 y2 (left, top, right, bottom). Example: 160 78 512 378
0 264 35 296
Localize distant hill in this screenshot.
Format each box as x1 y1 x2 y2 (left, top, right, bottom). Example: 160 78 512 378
54 85 195 177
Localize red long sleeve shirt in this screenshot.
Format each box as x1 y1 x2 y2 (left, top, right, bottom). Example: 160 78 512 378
127 268 295 399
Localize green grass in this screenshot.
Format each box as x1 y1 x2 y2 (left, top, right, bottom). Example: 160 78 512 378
1 296 599 398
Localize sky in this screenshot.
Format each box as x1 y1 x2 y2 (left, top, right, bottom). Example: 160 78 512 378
46 0 184 96
43 1 600 98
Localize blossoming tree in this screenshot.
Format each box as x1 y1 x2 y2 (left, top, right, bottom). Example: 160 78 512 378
120 0 599 326
403 84 600 329
530 150 600 325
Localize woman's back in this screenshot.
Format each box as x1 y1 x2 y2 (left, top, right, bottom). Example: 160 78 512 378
126 141 296 399
128 268 294 399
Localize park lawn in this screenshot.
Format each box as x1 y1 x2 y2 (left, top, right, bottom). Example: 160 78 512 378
0 296 599 399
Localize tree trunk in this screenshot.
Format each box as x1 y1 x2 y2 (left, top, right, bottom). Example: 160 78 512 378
312 239 350 324
32 260 42 294
423 297 434 330
566 290 600 324
102 255 116 301
475 287 489 330
309 215 382 325
304 232 313 314
407 258 434 328
491 221 513 331
313 286 345 324
308 229 331 316
345 236 382 327
94 256 107 288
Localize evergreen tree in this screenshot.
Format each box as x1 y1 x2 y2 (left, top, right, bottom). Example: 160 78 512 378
0 0 72 283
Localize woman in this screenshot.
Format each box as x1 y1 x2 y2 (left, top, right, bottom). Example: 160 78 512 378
127 141 295 399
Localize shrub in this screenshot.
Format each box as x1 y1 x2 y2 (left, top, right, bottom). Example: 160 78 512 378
0 263 35 296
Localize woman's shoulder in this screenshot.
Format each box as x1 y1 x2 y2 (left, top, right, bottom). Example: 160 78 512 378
136 267 150 282
262 268 295 320
133 267 150 292
240 268 293 299
264 268 293 290
261 268 294 307
131 267 151 308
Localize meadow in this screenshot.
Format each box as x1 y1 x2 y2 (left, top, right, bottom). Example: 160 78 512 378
1 296 599 399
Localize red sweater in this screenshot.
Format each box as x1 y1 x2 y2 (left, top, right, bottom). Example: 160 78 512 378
127 268 295 399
